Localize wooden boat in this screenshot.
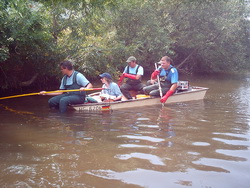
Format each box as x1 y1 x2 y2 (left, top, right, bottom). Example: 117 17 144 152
71 86 208 112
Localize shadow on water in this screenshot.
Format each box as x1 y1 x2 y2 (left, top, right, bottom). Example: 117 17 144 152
0 73 250 187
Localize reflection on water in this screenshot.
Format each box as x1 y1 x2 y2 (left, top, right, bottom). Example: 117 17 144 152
0 74 250 187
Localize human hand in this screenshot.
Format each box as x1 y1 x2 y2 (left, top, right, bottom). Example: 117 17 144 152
39 91 46 95
151 70 160 79
160 95 168 103
80 87 85 92
118 74 125 86
150 79 157 85
160 90 174 103
155 70 160 74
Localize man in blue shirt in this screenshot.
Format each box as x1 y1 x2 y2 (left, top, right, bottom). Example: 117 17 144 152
40 60 93 113
118 56 145 100
143 56 178 103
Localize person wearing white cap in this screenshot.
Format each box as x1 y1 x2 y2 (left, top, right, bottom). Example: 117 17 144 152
118 56 145 100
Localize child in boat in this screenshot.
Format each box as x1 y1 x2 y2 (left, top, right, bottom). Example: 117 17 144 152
88 73 123 103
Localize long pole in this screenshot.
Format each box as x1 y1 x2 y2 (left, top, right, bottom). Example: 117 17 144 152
155 63 164 107
155 63 163 98
0 88 103 100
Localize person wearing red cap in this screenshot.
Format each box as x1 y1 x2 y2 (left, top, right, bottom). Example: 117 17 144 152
118 56 145 100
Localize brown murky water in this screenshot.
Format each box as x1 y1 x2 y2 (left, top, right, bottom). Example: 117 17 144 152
0 74 250 187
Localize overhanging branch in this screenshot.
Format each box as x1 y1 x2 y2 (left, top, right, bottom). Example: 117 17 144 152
20 73 39 87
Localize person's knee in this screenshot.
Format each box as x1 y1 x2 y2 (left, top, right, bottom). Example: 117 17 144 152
149 90 159 96
59 97 70 106
120 87 125 92
143 86 150 94
48 98 53 105
48 98 57 108
146 80 152 86
139 84 146 91
120 86 129 94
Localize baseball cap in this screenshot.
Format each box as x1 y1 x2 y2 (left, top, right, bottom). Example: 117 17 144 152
99 72 112 79
126 56 136 63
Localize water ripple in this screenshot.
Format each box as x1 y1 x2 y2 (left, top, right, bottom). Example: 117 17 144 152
115 152 166 166
118 144 156 149
118 135 165 143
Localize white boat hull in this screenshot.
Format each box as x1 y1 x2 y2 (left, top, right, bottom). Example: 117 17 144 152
71 86 208 112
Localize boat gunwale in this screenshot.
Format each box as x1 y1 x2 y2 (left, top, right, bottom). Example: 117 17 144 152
72 86 209 107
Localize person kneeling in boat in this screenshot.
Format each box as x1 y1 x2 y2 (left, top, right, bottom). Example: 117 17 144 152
118 56 145 100
143 56 178 103
40 60 93 113
90 73 123 103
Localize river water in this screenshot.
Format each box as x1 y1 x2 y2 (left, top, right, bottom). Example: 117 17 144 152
0 74 250 188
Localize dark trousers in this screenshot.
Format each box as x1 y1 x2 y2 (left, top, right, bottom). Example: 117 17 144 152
48 94 85 113
143 80 171 96
120 82 145 99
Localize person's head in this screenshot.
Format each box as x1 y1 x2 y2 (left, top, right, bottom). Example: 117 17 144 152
60 60 74 76
126 56 137 68
99 72 112 84
159 56 173 69
60 60 73 70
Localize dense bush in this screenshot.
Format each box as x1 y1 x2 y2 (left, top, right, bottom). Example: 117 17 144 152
0 0 249 92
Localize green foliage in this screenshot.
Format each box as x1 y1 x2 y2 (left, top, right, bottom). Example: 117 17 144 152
0 0 59 90
158 0 250 73
0 0 249 92
111 0 174 72
0 0 118 91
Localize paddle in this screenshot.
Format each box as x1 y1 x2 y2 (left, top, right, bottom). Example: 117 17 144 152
155 63 164 106
0 88 103 100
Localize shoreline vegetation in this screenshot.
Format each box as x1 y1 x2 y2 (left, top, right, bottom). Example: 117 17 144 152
0 0 249 94
1 71 248 98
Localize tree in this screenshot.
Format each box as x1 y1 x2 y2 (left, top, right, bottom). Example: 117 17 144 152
0 0 249 94
159 0 250 73
0 0 59 92
0 0 118 92
110 0 175 73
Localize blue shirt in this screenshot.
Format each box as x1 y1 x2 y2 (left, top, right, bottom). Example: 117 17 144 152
101 82 123 97
158 65 178 84
59 71 90 89
123 65 144 75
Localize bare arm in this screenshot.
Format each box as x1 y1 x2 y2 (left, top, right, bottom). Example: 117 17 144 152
113 95 122 101
135 74 142 80
169 83 178 92
39 90 63 96
80 82 93 91
86 83 93 89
